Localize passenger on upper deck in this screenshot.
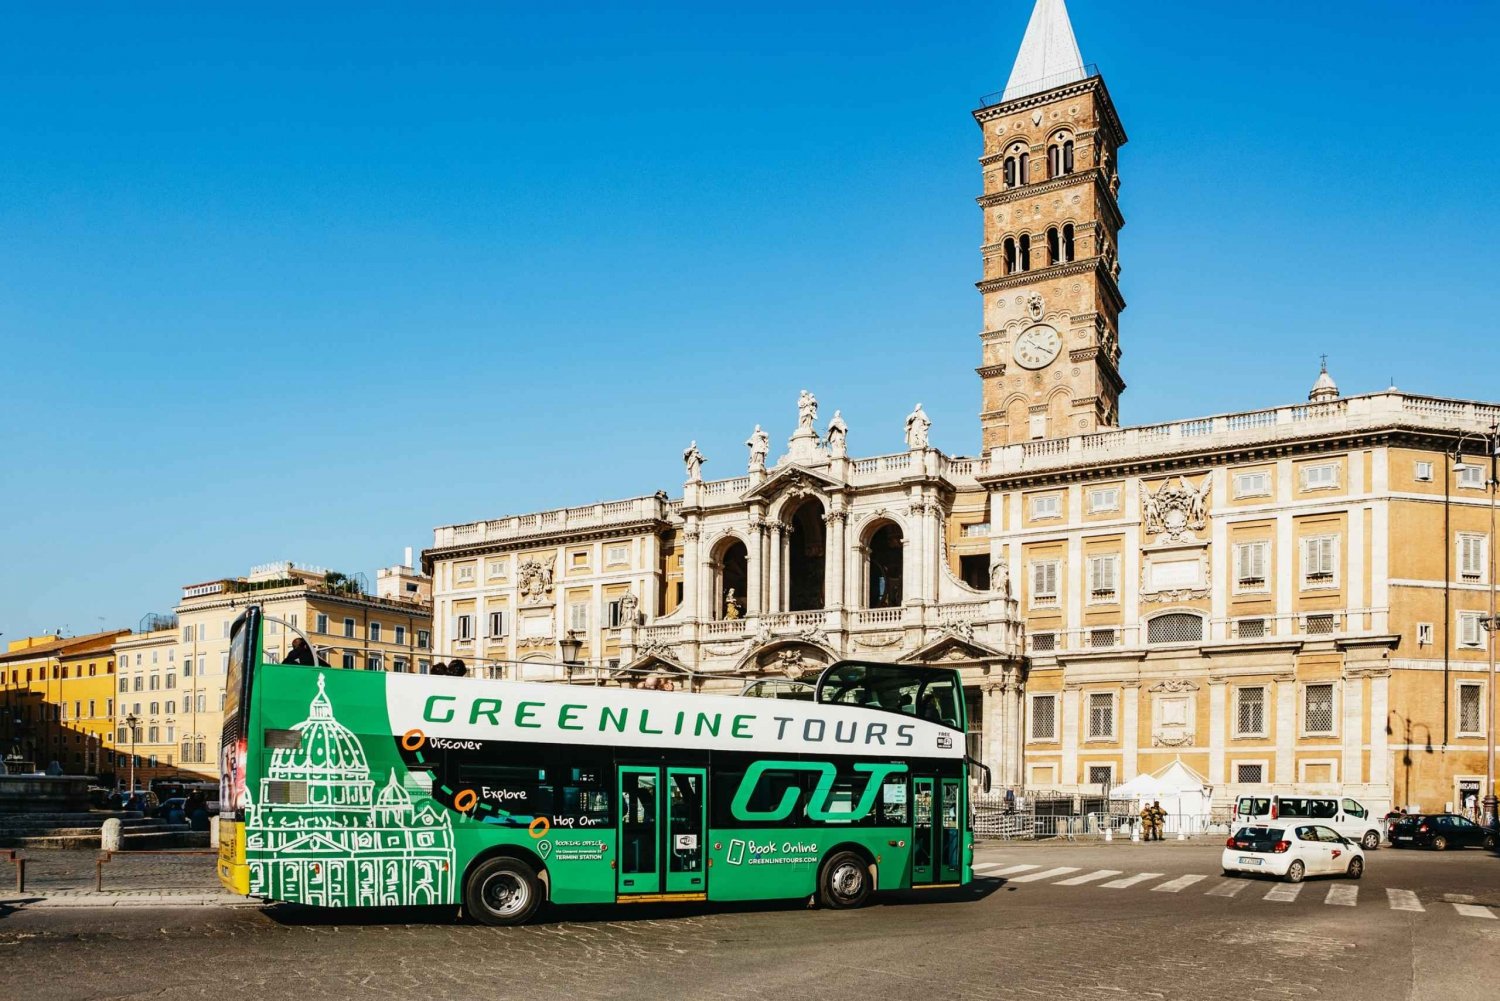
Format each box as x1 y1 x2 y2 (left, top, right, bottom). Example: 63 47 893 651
447 659 468 678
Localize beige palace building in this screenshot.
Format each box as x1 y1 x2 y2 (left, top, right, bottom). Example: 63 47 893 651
424 0 1497 816
132 558 434 781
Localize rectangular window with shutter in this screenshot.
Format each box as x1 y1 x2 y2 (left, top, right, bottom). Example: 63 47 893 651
1415 460 1434 482
1086 692 1115 740
1458 683 1484 736
1234 540 1270 591
1301 535 1337 588
487 611 506 638
1301 463 1339 491
1458 465 1485 488
1458 533 1487 582
1303 683 1335 735
606 600 624 628
1233 471 1271 498
1030 494 1061 519
455 614 474 641
567 603 589 632
1087 487 1120 513
1235 687 1266 737
1087 555 1118 601
1417 622 1433 646
1458 611 1485 649
1030 694 1057 741
1030 560 1060 606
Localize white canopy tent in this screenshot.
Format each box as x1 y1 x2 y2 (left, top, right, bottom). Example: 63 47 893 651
1109 758 1214 834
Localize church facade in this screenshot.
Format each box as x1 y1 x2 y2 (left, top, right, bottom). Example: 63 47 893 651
424 0 1498 815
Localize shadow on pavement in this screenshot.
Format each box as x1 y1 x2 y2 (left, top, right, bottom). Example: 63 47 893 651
259 881 999 928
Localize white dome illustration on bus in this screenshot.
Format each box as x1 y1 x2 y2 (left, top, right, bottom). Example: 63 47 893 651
246 673 455 908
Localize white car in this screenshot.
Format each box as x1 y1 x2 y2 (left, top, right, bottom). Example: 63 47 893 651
1221 823 1366 883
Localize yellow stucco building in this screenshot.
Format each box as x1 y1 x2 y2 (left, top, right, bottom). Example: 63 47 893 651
0 630 126 777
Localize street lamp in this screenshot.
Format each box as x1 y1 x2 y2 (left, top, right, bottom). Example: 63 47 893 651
1451 423 1500 828
124 712 140 793
558 631 583 681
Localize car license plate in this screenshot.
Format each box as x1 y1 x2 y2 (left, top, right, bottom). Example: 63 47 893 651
1394 835 1412 841
1238 856 1263 865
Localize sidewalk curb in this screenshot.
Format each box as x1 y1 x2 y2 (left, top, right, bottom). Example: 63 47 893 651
1 893 256 910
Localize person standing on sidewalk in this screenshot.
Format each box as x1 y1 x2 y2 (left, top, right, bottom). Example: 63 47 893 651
1139 801 1156 841
1150 800 1168 841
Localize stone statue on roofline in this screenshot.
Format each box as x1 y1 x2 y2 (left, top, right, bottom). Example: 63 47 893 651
797 389 818 433
683 441 705 482
746 424 770 472
905 403 931 450
826 410 848 458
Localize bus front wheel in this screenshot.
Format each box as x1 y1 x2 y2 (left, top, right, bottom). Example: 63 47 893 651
465 856 543 926
819 851 872 910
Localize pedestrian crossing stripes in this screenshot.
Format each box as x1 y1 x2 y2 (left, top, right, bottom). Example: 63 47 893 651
1054 869 1123 886
1326 885 1358 907
1005 866 1081 883
1100 872 1163 889
968 860 1499 917
1263 882 1303 902
1205 879 1246 897
1151 874 1206 893
1387 889 1424 912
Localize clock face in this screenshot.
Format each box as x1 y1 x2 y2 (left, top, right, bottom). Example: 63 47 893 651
1014 324 1062 370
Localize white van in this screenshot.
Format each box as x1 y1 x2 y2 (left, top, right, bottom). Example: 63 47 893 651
1232 795 1383 850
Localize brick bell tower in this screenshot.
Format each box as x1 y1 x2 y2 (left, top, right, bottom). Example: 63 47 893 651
974 0 1128 450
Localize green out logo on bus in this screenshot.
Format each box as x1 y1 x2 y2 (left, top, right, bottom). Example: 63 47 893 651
730 761 907 822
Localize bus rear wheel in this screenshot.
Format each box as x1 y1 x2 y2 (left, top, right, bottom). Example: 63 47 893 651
465 856 543 926
819 851 872 910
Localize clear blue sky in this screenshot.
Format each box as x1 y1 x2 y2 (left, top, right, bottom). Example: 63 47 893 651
3 1 1498 639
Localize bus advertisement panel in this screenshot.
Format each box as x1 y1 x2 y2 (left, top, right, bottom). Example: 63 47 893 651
219 606 973 924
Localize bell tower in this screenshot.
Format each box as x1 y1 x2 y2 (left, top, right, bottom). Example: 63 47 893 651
974 0 1127 449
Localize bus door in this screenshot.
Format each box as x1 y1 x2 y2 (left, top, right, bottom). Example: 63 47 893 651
616 766 706 896
911 774 964 886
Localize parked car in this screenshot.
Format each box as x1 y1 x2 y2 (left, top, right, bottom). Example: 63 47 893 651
1388 813 1498 850
1222 823 1365 883
1232 795 1384 850
153 797 188 823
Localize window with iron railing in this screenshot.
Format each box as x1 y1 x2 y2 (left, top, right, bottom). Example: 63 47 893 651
1235 763 1264 784
1087 692 1115 740
1147 613 1203 645
1458 683 1484 736
1030 694 1057 741
1235 687 1266 737
1303 683 1336 735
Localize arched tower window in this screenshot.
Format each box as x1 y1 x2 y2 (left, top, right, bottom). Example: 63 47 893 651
1062 223 1075 262
865 523 904 608
1018 151 1029 184
1047 227 1060 265
1003 143 1029 188
1048 134 1077 178
1003 237 1017 275
1063 139 1075 173
1018 234 1031 271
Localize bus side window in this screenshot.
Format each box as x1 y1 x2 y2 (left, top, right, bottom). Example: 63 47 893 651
558 749 612 828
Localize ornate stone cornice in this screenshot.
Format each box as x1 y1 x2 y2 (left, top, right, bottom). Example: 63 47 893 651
977 171 1125 235
976 258 1125 315
424 517 673 564
976 363 1006 379
971 75 1128 149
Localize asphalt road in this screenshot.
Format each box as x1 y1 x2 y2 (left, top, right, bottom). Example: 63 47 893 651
2 842 1496 1001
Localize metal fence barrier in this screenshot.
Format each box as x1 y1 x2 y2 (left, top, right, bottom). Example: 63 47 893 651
973 797 1233 841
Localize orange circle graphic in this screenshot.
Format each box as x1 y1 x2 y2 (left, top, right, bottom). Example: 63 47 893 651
528 816 551 839
400 729 426 751
454 789 478 812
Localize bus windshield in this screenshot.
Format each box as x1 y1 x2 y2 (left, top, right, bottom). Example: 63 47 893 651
815 661 965 730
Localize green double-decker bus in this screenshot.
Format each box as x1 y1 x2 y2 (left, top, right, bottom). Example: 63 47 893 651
218 605 981 924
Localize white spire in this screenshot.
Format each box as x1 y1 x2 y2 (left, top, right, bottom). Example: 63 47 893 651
1002 0 1087 101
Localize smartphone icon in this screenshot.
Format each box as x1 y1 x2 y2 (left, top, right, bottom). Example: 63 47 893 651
727 839 746 865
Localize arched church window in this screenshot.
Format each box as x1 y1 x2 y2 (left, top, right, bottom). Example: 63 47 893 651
866 523 904 608
1003 156 1017 188
1018 151 1029 185
1003 237 1017 275
1062 224 1075 263
1063 139 1075 173
1046 227 1060 265
714 539 748 620
1019 234 1032 272
786 498 827 612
